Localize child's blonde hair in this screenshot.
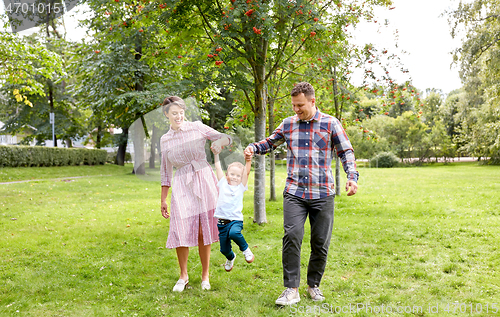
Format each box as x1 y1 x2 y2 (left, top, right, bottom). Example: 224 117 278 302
227 162 245 174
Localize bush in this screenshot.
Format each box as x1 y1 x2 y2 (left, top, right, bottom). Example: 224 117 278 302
0 145 107 167
370 152 400 168
107 151 132 164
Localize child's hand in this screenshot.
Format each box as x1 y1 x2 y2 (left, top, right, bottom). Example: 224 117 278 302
211 139 223 155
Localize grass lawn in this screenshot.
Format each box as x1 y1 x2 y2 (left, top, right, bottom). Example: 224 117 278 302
1 162 499 316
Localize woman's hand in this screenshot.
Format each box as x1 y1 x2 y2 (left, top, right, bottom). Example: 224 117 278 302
211 139 223 155
161 201 170 219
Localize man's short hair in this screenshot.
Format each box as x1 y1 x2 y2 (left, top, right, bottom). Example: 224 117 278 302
291 82 315 99
227 162 245 174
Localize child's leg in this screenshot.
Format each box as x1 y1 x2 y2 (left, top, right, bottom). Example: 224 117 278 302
228 221 249 252
218 222 235 260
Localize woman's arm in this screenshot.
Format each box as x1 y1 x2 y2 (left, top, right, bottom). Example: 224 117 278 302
161 186 170 219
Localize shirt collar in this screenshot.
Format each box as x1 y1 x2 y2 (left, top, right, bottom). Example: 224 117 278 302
299 107 321 123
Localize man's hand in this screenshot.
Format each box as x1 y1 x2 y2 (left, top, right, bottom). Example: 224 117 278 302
161 201 170 219
244 146 254 161
346 180 358 196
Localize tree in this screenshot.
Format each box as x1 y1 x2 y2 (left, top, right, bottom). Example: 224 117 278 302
1 24 84 146
0 32 63 106
447 0 500 163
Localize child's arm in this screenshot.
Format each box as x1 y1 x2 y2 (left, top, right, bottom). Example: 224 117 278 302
214 153 224 181
242 156 252 187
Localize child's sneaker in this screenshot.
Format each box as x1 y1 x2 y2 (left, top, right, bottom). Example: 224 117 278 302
224 255 235 272
242 248 254 263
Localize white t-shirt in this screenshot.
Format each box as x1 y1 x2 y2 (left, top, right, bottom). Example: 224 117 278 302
213 177 247 221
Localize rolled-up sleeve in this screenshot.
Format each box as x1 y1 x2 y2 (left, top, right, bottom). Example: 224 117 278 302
249 122 285 155
331 119 359 183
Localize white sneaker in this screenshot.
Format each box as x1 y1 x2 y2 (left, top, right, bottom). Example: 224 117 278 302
201 281 211 290
242 248 255 263
307 286 325 301
275 288 300 306
172 279 188 292
224 255 235 272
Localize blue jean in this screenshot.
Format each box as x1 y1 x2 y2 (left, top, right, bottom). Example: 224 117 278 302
217 220 248 261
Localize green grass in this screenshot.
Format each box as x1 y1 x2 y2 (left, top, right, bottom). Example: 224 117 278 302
1 162 499 316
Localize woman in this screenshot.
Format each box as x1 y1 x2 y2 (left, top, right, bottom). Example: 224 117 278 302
160 96 231 292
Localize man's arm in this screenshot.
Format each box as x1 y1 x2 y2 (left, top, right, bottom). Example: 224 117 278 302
331 118 359 195
214 153 224 181
242 157 252 187
247 122 286 155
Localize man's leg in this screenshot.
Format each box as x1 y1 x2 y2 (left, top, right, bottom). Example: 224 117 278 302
307 195 334 287
282 192 309 288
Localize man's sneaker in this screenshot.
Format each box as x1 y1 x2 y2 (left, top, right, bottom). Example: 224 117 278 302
172 279 188 292
275 288 300 306
307 286 325 302
242 248 255 263
224 255 236 272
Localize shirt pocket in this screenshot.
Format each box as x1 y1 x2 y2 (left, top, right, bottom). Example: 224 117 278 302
313 131 329 151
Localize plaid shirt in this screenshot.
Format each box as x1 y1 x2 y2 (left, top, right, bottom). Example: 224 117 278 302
249 109 359 199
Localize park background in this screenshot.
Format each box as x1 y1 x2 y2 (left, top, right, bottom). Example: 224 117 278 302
1 0 500 315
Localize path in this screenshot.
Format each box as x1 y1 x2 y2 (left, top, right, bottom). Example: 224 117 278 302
0 174 112 185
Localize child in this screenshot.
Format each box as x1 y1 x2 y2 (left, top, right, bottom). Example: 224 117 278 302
213 152 254 271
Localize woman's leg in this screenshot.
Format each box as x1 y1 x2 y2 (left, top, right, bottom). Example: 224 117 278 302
176 247 189 281
198 222 211 282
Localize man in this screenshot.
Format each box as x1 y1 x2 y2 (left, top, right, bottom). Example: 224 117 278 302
244 82 359 305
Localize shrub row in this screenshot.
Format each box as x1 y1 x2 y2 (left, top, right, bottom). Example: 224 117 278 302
0 145 107 167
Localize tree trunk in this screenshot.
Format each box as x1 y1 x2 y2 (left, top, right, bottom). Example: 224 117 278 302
332 66 342 196
335 154 341 196
96 123 102 149
132 118 146 175
65 138 72 148
253 65 267 224
149 124 157 169
115 127 129 166
268 95 276 201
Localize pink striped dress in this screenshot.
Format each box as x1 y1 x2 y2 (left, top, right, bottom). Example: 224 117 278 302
160 121 230 249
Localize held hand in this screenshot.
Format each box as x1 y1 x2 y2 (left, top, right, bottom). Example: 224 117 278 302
211 140 222 155
345 180 358 196
161 201 170 219
244 146 254 161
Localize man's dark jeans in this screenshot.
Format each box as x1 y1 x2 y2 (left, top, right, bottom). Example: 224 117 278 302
282 192 335 288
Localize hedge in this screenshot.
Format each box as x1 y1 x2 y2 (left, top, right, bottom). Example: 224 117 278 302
0 145 107 167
